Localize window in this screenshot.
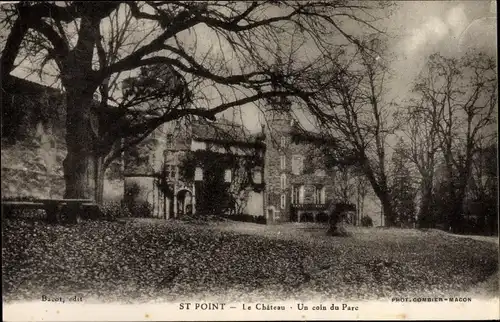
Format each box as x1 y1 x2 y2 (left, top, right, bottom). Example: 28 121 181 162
314 186 321 204
165 165 177 179
166 134 174 149
280 136 286 148
191 140 207 151
314 186 327 204
292 185 304 204
252 169 262 184
224 169 232 183
292 185 299 204
267 208 274 220
280 155 286 170
291 155 304 175
280 194 286 209
194 167 203 181
280 173 287 189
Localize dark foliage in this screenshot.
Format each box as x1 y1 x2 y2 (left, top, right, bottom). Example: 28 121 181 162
179 149 262 216
226 214 267 225
101 201 132 220
327 202 356 237
129 202 153 218
391 140 417 227
361 216 374 227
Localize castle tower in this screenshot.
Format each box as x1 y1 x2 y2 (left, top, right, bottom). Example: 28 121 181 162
262 99 295 223
262 96 335 224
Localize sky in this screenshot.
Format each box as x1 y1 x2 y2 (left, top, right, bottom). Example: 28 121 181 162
6 1 497 134
233 0 497 133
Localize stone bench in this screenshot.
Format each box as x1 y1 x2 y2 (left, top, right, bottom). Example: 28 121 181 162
2 198 103 224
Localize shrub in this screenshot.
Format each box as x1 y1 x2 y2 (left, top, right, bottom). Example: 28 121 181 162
227 213 267 225
301 212 313 222
316 212 329 223
124 182 141 200
129 201 153 218
361 215 374 227
255 215 267 225
101 201 132 220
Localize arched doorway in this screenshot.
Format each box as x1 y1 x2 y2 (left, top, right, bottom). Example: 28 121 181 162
176 189 193 217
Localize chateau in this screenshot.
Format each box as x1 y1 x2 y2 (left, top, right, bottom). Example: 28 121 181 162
123 107 339 223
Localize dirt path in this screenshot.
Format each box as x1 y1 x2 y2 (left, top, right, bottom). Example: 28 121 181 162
456 234 499 298
446 233 499 244
417 228 498 298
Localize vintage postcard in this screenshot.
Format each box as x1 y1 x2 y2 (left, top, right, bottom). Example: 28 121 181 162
1 1 498 321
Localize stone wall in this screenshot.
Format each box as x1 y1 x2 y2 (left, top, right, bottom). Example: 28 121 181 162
244 190 264 217
1 78 123 201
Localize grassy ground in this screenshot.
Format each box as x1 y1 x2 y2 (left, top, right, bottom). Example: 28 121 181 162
2 218 498 303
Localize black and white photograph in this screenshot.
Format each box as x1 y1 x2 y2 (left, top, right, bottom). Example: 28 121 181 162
1 1 498 320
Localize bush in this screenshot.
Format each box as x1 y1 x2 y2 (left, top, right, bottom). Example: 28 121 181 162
301 212 313 222
124 182 141 200
101 201 132 220
227 213 267 225
316 212 329 223
360 215 374 227
255 215 267 225
129 202 153 218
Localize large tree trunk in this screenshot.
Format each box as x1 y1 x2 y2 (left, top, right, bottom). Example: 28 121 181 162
379 193 396 227
364 170 395 227
63 87 96 199
418 176 434 228
61 14 102 200
360 160 396 227
63 152 94 199
449 183 467 233
95 156 105 204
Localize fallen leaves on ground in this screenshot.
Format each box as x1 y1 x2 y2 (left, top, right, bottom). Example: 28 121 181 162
2 219 498 303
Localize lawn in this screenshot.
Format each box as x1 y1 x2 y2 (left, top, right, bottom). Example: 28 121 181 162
2 218 498 303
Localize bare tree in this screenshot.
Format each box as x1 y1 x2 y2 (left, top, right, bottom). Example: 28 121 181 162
467 135 497 235
299 36 399 226
409 51 497 232
331 165 358 204
355 173 369 223
1 1 391 202
395 95 442 227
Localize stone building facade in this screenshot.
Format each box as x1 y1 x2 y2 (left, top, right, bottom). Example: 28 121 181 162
123 108 343 224
123 119 266 219
262 110 336 223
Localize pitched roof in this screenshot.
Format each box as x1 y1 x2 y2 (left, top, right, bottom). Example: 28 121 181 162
4 77 61 96
191 119 265 148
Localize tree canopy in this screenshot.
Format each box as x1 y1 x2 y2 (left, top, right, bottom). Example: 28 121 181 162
1 1 392 200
